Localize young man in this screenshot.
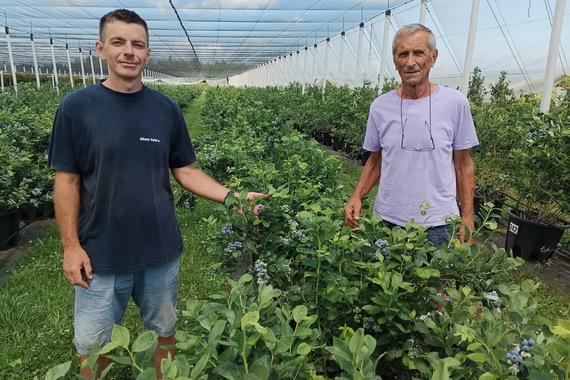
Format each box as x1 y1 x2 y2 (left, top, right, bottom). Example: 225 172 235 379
48 9 266 378
344 24 478 246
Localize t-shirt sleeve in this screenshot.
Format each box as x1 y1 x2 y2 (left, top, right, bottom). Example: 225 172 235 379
47 99 80 174
362 103 382 152
169 105 197 168
453 97 479 150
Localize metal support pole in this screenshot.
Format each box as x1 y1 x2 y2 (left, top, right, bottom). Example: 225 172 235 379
419 0 428 25
5 27 18 93
311 43 318 87
337 32 346 85
460 0 481 95
89 50 96 84
378 10 391 94
296 51 302 85
322 37 331 96
30 33 41 89
79 47 87 87
540 0 566 113
99 57 104 78
355 22 365 87
66 43 74 88
50 38 59 92
288 53 294 85
302 46 309 94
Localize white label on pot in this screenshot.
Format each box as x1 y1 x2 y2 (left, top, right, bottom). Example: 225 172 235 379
509 222 519 235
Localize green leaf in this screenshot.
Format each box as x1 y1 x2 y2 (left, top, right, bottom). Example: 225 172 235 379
44 361 72 380
552 319 570 338
103 355 133 365
250 355 271 379
292 305 308 323
296 342 312 355
213 361 244 380
430 357 460 380
361 305 382 314
190 352 211 379
326 345 352 371
132 331 158 353
466 342 483 351
466 352 490 363
478 372 499 380
415 268 441 279
111 324 130 348
209 319 228 344
241 310 260 332
97 341 122 355
136 368 157 380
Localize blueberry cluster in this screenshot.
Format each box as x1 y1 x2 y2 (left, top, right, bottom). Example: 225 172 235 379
224 241 243 253
221 224 235 235
362 316 382 333
288 219 299 227
504 339 535 374
526 130 546 139
374 239 391 261
484 291 503 309
253 259 270 285
353 307 382 332
292 231 307 240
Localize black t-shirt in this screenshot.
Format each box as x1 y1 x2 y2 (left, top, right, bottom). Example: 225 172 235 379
48 83 196 273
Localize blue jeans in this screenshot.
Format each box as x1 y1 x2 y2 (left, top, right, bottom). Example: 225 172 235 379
386 222 452 248
73 258 180 355
426 225 452 248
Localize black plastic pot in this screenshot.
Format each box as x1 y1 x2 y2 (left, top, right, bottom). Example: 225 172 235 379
313 130 323 142
322 132 332 146
332 136 346 151
0 209 21 250
505 209 569 261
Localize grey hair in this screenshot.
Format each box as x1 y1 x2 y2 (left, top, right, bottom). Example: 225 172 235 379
392 23 437 58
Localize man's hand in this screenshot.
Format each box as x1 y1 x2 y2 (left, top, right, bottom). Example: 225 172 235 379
457 222 475 245
344 197 363 229
62 246 92 288
233 192 269 218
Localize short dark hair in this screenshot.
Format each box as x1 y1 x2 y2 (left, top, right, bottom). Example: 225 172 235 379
99 9 149 45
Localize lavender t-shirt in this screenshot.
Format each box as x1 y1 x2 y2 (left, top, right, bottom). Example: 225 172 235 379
363 85 479 227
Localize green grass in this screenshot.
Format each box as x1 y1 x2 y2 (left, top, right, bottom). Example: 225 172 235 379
0 91 568 378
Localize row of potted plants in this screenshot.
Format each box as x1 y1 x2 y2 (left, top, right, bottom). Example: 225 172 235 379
0 84 63 249
469 71 570 260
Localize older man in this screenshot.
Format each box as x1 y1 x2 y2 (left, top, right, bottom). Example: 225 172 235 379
344 23 478 246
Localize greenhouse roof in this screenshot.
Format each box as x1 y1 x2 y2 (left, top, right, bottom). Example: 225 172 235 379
0 0 409 79
0 0 568 90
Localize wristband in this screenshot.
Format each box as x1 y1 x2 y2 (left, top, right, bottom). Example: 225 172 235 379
224 190 235 203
